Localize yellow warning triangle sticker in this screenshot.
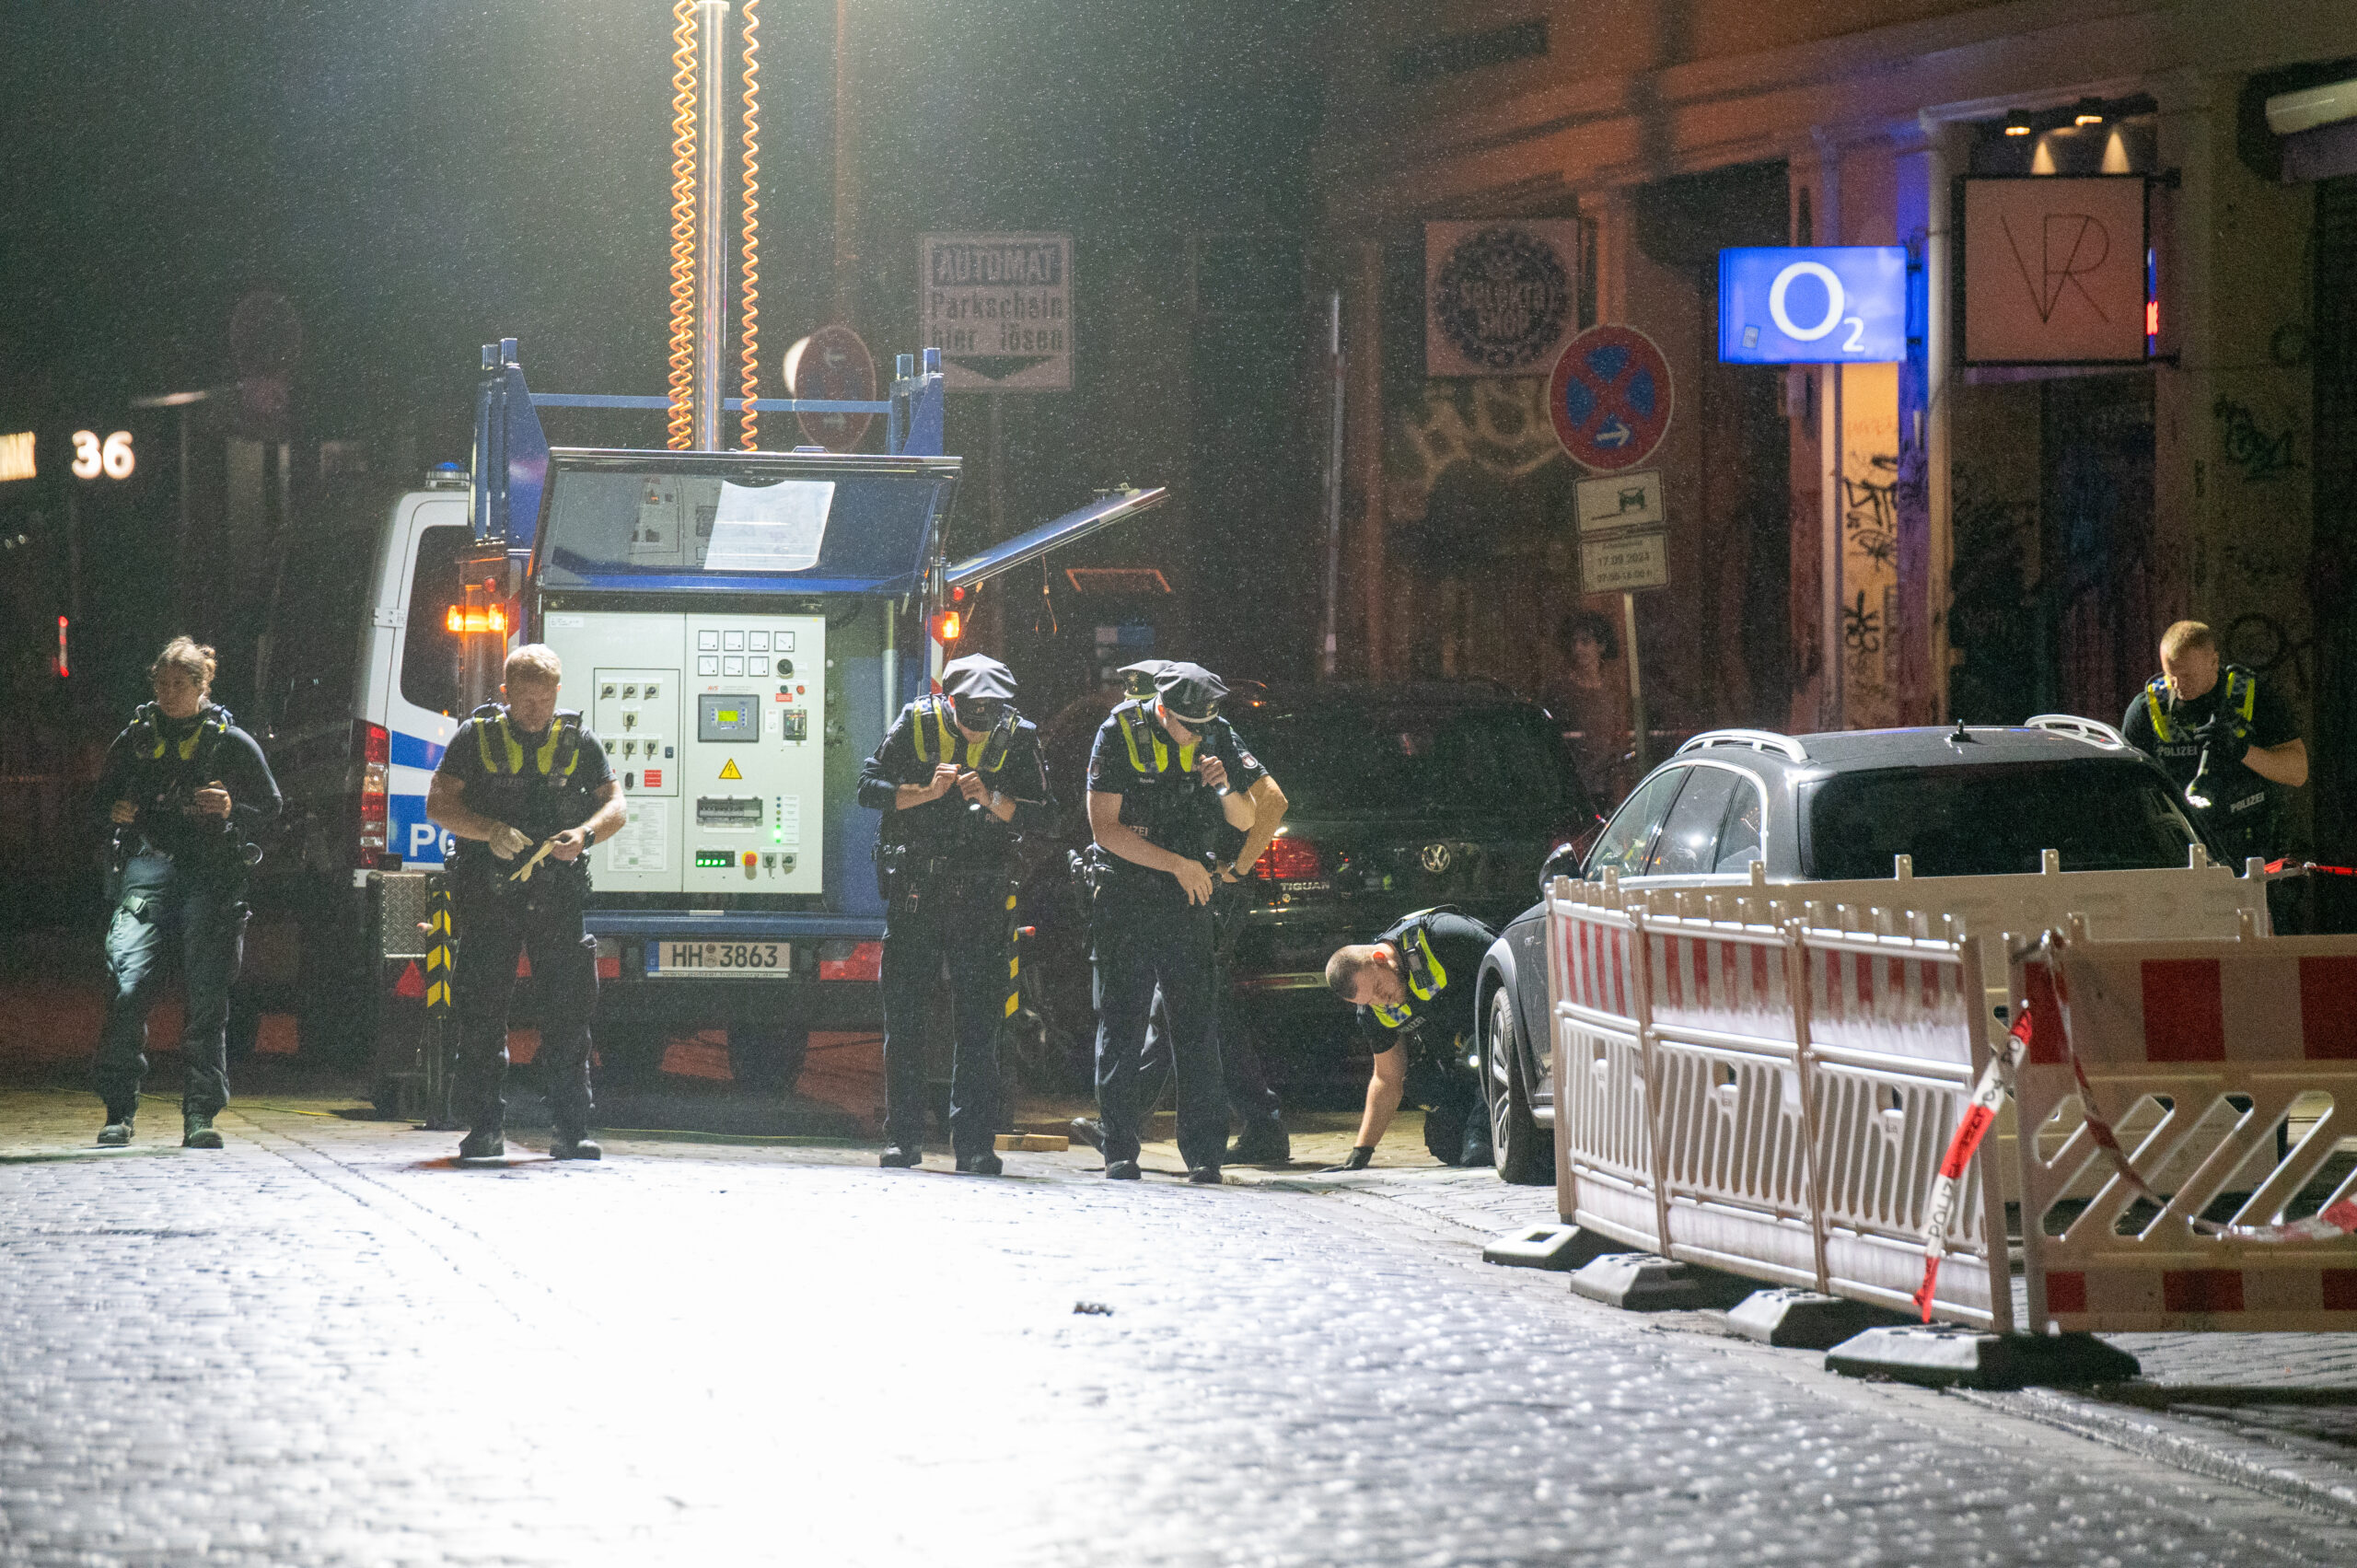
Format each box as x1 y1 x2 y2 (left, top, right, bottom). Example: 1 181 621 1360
718 758 742 780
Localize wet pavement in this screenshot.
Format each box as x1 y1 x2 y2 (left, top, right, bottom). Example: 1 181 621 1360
6 1063 2357 1567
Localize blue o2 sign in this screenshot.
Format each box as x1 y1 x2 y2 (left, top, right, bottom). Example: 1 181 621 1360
1718 247 1909 365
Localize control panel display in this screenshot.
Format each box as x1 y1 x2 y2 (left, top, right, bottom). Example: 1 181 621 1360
542 608 826 896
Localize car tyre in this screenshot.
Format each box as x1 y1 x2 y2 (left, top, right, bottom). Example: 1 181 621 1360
1485 983 1553 1186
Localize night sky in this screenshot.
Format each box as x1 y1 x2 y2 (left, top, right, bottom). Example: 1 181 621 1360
2 0 1325 443
1 0 1329 715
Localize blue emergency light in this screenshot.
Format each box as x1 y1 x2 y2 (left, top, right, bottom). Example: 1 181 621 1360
1718 247 1910 365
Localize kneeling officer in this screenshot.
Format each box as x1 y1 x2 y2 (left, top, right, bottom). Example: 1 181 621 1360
427 645 625 1161
860 654 1055 1172
1323 907 1498 1170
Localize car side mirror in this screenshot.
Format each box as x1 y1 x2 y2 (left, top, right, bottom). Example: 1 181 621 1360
1539 841 1585 891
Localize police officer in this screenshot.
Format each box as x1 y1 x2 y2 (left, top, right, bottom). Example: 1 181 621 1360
1321 907 1498 1170
1067 662 1295 1165
860 654 1054 1172
426 645 625 1161
2120 620 2307 868
92 637 282 1148
1086 662 1265 1183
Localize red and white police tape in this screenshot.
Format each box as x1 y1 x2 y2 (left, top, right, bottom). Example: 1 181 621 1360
1913 928 2357 1322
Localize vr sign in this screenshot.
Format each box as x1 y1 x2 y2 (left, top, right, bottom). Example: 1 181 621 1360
1718 247 1909 365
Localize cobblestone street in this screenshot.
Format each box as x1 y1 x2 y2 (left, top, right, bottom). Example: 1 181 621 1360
6 1074 2357 1567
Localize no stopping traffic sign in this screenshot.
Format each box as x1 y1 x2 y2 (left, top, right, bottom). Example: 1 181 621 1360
1549 324 1674 472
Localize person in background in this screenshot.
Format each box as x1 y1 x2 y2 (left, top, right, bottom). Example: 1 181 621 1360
92 637 282 1149
1545 610 1631 808
2120 619 2305 870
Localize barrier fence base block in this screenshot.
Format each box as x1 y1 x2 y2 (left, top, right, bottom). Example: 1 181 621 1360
1824 1326 2142 1390
1569 1253 1758 1312
1482 1224 1618 1272
1727 1289 1911 1350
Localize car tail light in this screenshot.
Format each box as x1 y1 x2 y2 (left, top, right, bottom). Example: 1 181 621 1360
820 940 883 981
359 721 389 864
1252 835 1323 885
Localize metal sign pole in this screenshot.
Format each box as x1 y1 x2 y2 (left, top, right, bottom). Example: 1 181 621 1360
1621 589 1650 777
1320 288 1343 680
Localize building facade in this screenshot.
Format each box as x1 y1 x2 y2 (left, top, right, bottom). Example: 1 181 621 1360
1314 0 2357 851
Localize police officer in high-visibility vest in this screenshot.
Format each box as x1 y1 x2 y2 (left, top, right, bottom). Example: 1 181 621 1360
860 654 1055 1173
1085 662 1266 1183
2120 620 2306 869
92 637 282 1148
427 645 626 1161
1066 661 1295 1165
1321 908 1498 1170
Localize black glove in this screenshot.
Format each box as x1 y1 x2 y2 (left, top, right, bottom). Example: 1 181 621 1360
1320 1144 1375 1173
2196 714 2250 767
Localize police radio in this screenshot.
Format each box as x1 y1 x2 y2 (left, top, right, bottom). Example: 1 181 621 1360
966 710 1019 814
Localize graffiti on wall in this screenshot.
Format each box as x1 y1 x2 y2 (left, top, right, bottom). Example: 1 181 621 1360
2212 396 2304 482
1387 377 1563 523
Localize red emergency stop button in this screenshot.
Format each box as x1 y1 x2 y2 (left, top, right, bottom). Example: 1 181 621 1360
741 851 758 869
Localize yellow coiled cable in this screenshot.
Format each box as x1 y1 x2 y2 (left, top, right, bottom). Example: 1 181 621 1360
737 0 761 450
665 0 699 449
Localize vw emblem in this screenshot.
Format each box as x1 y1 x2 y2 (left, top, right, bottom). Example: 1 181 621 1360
1420 842 1453 875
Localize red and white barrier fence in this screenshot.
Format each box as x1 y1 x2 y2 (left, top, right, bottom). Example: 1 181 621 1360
1545 877 2357 1333
2010 922 2357 1332
1547 877 2007 1330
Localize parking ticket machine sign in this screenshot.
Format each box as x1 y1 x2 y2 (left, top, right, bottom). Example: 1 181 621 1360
1717 247 1909 365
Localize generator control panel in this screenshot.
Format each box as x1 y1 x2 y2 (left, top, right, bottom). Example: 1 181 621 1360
541 609 826 895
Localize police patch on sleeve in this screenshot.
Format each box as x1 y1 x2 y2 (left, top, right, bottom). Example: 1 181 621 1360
1237 751 1259 772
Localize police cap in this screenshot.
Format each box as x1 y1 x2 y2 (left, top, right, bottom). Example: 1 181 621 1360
940 655 1017 702
940 656 1018 725
1117 659 1172 702
1153 662 1227 726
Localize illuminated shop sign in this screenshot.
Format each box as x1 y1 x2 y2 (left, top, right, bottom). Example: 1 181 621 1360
0 431 33 482
1717 246 1910 365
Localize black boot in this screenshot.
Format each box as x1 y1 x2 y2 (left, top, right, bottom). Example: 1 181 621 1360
956 1150 1004 1176
1067 1117 1105 1152
182 1108 225 1150
878 1144 923 1168
97 1111 135 1147
458 1125 505 1160
551 1133 603 1161
1225 1118 1290 1167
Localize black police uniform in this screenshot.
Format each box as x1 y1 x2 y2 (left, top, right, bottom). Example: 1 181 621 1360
857 666 1054 1164
92 702 281 1142
432 703 613 1147
2119 664 2300 868
1086 674 1267 1173
1351 908 1497 1167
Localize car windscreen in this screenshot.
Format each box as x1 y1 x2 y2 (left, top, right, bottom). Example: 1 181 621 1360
1238 703 1579 821
1804 760 2206 880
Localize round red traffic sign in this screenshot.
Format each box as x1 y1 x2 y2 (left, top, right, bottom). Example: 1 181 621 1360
784 324 877 452
1548 324 1674 472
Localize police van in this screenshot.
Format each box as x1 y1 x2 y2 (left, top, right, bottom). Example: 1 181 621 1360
255 344 1160 1103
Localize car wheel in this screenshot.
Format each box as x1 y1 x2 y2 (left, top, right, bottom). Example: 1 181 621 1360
1485 984 1553 1186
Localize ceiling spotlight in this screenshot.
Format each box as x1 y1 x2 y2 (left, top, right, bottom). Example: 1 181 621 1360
2073 97 2106 127
2003 110 2034 137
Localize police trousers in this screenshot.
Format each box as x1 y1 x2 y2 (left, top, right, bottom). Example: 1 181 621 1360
96 853 249 1120
879 877 1013 1157
1092 889 1225 1170
451 871 598 1138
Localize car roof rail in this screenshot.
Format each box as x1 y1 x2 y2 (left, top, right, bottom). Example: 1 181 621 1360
1677 728 1809 764
2025 714 2128 749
